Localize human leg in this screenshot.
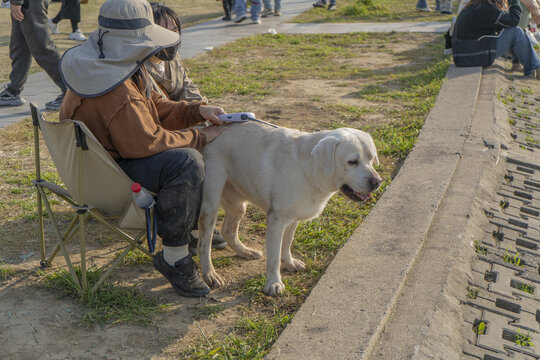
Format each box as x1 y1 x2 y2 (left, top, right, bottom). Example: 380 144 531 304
233 0 247 22
5 14 32 96
222 0 232 20
23 0 67 93
416 0 431 11
262 0 272 16
496 27 540 76
118 148 205 247
328 0 336 10
250 0 262 22
118 148 209 297
440 0 452 14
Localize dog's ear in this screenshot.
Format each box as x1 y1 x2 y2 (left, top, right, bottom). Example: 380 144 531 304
311 135 339 174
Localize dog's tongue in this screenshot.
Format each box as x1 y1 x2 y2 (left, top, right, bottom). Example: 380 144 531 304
355 192 371 201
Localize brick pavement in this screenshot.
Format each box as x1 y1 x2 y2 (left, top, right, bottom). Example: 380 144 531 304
462 75 540 360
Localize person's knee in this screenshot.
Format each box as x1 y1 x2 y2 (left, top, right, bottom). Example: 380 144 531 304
163 148 205 187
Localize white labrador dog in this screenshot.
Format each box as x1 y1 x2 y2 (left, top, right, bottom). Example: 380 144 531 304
198 123 382 296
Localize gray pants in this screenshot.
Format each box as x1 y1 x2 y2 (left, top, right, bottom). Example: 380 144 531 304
8 0 66 95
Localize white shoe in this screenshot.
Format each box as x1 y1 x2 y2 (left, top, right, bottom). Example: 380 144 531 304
68 29 87 41
48 18 59 34
251 18 261 24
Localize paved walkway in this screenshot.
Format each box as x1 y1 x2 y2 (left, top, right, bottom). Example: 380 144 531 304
0 0 450 128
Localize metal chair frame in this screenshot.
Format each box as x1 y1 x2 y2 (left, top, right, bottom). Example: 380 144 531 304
31 103 151 294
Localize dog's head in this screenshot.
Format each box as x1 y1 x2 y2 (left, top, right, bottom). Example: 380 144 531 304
311 128 382 202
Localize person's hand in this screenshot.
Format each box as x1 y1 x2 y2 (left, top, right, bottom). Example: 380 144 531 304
11 5 24 21
199 105 225 125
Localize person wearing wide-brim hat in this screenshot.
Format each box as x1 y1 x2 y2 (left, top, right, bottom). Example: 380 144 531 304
59 0 228 298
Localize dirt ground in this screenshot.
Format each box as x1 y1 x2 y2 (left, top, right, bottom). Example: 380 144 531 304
0 33 441 359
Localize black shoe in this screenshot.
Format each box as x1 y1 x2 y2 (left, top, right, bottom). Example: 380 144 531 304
153 251 210 297
45 93 65 111
189 230 227 255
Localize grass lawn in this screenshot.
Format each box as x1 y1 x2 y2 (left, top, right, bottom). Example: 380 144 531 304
293 0 454 23
0 30 450 358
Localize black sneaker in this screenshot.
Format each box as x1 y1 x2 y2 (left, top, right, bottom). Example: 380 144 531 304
189 230 227 255
153 251 210 297
0 88 26 106
45 93 65 111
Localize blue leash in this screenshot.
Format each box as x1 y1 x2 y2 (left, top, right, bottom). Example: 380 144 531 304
145 206 157 253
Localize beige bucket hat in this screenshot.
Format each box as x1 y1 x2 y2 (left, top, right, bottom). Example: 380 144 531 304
60 0 180 97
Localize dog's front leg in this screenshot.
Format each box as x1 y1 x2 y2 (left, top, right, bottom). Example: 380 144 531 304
199 208 224 288
264 212 289 296
281 221 305 272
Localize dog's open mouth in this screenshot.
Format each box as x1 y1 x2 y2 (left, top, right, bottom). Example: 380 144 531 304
340 184 371 202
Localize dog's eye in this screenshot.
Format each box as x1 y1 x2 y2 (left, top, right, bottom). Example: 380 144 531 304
348 160 359 166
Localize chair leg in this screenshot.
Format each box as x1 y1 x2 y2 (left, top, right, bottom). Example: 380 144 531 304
36 186 46 267
39 188 84 293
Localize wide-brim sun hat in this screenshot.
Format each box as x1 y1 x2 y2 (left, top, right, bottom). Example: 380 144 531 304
60 0 180 97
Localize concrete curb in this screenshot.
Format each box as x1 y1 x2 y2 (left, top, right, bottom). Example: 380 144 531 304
266 64 505 359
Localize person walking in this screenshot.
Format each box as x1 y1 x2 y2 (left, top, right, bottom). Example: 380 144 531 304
261 0 281 17
48 0 87 41
233 0 262 24
0 0 67 110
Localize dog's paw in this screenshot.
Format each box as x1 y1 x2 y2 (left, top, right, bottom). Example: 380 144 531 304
281 258 305 272
263 281 285 296
202 270 225 289
237 247 263 260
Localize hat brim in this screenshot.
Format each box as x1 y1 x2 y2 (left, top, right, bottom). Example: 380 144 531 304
60 24 180 98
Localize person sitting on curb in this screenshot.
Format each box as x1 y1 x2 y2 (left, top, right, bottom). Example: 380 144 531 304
145 2 227 254
511 0 540 71
59 0 228 297
453 0 540 79
0 0 67 110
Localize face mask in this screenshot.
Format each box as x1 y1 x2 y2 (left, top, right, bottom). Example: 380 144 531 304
155 43 179 61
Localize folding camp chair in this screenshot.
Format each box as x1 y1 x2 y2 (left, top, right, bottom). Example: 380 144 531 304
30 103 153 294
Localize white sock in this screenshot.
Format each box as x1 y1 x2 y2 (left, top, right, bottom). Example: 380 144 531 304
163 245 190 266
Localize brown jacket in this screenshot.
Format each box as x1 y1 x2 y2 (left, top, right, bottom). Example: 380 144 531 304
59 78 207 160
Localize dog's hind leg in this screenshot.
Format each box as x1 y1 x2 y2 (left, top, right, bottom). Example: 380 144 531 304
198 168 227 289
280 221 305 272
221 183 263 260
264 212 291 296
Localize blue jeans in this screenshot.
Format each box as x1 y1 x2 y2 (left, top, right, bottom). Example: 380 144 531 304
496 27 540 76
117 148 205 247
263 0 281 11
235 0 262 20
416 0 429 9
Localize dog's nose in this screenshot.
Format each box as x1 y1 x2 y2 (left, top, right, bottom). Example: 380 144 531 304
370 176 382 191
